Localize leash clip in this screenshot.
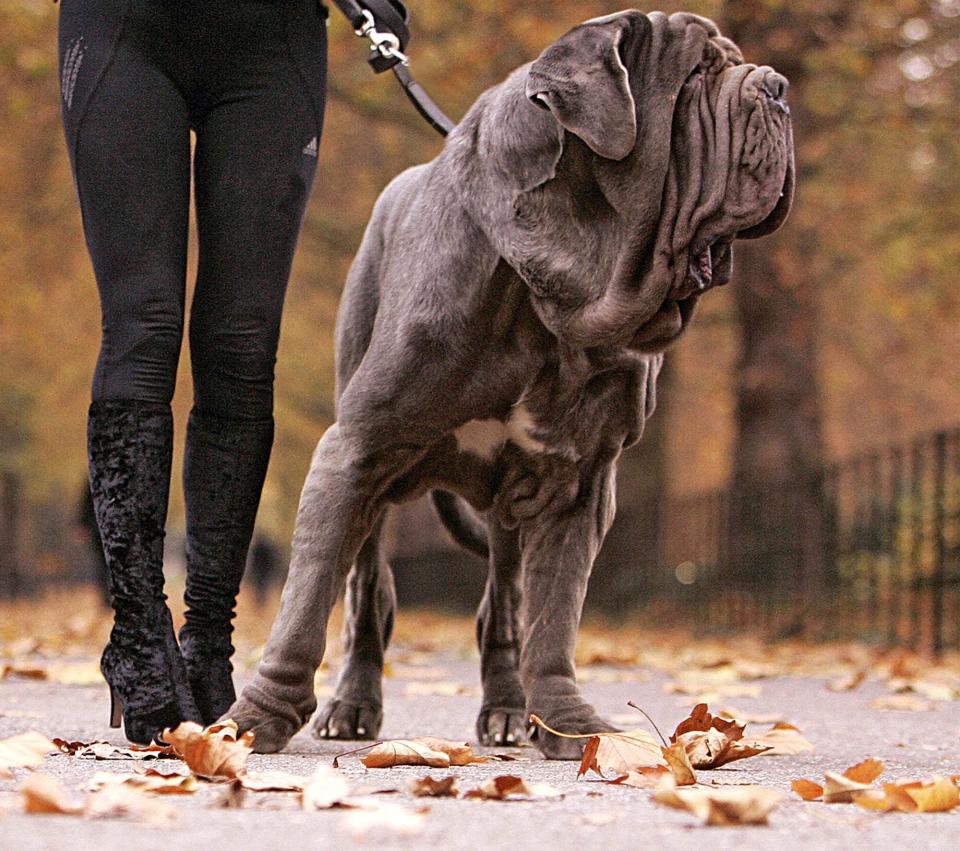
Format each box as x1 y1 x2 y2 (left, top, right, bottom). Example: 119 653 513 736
355 9 410 66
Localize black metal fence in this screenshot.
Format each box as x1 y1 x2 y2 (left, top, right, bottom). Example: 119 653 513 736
657 428 960 656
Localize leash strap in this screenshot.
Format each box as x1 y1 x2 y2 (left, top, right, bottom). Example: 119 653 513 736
329 0 455 137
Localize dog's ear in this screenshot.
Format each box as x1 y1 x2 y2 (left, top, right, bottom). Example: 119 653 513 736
525 15 642 161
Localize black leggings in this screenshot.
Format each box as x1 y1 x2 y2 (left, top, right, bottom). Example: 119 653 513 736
59 0 328 419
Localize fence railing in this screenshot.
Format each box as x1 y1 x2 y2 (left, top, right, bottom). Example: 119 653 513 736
656 427 960 656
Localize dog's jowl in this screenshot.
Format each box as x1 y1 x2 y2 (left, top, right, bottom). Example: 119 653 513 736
228 10 795 759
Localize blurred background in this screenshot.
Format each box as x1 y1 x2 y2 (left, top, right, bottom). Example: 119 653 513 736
1 0 958 654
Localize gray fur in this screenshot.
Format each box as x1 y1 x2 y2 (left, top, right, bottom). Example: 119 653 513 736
227 10 795 758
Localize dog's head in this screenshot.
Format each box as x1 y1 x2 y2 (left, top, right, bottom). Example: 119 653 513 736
493 10 794 351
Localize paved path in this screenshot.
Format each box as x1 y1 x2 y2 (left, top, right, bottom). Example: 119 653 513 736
2 647 959 850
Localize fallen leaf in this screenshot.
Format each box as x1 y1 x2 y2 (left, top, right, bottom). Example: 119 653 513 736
871 694 934 712
661 741 697 786
0 663 48 681
791 779 824 801
611 769 670 789
677 728 770 769
653 775 784 825
884 777 960 813
822 771 874 803
360 739 451 769
827 670 866 692
464 775 563 801
671 703 744 742
161 720 252 779
0 732 56 778
240 770 310 792
88 770 198 795
301 765 351 810
843 758 884 785
414 737 489 766
410 775 459 798
20 773 82 815
742 723 815 756
54 738 175 760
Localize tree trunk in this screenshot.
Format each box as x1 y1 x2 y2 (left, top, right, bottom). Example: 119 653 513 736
724 4 830 605
0 470 24 599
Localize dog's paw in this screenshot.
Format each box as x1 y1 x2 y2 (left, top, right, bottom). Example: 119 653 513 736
312 699 382 740
527 705 618 761
226 695 301 754
476 707 528 747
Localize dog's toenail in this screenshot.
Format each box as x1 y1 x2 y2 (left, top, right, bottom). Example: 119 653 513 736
357 727 366 736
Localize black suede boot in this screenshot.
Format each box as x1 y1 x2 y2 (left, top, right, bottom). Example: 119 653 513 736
88 401 200 744
179 409 274 724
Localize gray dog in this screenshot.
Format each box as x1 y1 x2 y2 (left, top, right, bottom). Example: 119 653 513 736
228 10 795 759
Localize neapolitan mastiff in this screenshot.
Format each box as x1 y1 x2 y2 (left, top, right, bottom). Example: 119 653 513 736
229 10 795 758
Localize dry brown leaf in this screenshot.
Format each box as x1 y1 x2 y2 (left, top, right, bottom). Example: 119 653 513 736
671 703 744 742
161 720 252 779
54 738 175 760
301 765 351 810
239 770 310 792
414 737 488 766
843 758 884 785
822 770 874 803
0 663 48 681
360 739 451 769
661 741 697 786
887 777 960 813
827 670 866 692
610 768 670 789
871 694 934 712
88 770 198 795
20 773 82 815
742 723 815 756
0 731 56 778
464 775 563 801
410 775 459 798
677 728 770 769
791 779 824 801
580 730 667 779
653 775 784 826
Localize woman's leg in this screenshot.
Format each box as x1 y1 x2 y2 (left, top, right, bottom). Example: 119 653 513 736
178 0 327 723
60 1 198 742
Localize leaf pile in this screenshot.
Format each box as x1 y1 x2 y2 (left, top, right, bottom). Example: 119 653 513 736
792 759 960 813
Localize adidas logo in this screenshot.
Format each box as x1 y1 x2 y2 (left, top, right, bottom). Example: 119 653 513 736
302 136 318 157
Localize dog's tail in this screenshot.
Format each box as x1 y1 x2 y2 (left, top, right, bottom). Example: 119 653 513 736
430 490 489 559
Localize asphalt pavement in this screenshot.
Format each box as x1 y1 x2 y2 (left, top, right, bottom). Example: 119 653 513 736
2 643 959 850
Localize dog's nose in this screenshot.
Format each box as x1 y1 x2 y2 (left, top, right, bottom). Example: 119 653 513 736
762 72 789 102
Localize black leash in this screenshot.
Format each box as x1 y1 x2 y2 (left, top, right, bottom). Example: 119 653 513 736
328 0 455 137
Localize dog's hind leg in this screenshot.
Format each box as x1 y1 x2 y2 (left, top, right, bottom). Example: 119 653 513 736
312 517 394 740
226 423 423 752
475 521 528 746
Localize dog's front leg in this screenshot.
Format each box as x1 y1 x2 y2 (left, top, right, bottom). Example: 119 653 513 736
227 423 422 752
519 466 618 759
476 521 527 746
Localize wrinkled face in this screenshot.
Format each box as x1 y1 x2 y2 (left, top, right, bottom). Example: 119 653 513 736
516 11 795 352
629 34 795 351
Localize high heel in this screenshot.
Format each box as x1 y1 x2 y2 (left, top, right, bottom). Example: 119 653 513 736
88 401 197 744
109 686 121 729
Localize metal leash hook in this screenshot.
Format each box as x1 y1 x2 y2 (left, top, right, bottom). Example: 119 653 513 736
331 0 455 137
354 8 410 66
